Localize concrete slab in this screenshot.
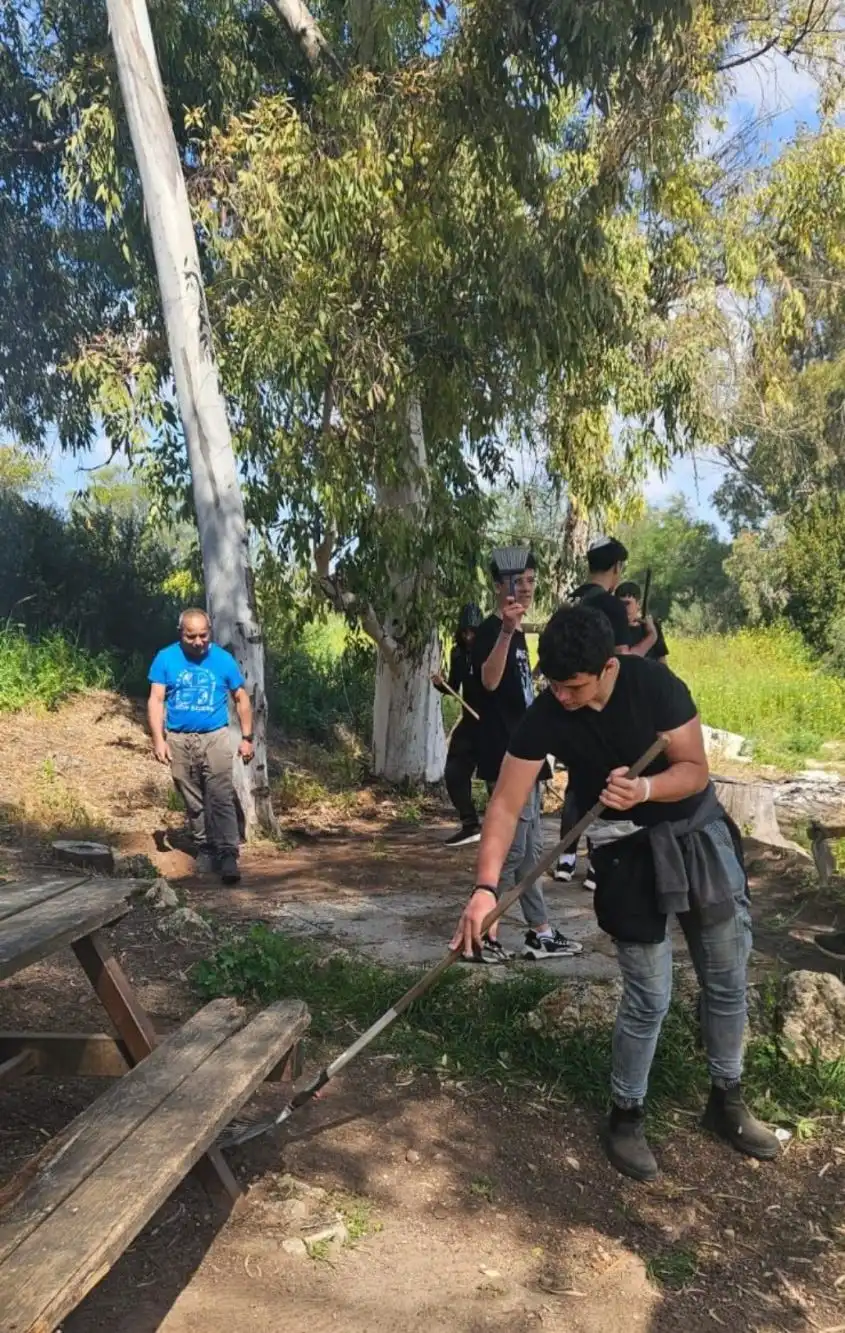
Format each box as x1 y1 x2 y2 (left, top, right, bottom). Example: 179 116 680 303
268 816 620 980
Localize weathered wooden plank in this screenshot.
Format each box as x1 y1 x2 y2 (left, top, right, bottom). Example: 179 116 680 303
72 930 159 1063
0 999 310 1333
0 877 89 924
0 1034 131 1078
0 998 246 1265
0 881 134 982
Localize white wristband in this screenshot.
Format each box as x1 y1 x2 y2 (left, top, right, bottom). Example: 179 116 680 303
640 777 652 803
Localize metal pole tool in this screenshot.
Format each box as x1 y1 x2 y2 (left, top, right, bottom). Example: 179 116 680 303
218 735 668 1148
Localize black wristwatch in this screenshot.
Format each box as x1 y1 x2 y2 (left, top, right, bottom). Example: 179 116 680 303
474 884 499 900
242 733 254 743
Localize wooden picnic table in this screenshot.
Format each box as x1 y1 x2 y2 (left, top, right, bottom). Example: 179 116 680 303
0 872 240 1195
0 873 310 1332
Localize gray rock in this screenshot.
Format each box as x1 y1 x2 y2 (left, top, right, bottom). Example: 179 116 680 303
405 1148 421 1164
304 1222 349 1257
781 970 845 1063
278 1198 310 1226
159 905 212 936
702 725 751 761
276 1173 327 1201
525 979 623 1035
144 878 180 909
281 1238 308 1259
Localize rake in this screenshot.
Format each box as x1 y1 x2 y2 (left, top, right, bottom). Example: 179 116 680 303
217 736 668 1148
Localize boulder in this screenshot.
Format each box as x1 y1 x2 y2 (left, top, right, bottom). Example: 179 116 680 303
780 970 845 1064
702 725 751 761
158 906 213 936
525 979 623 1035
144 877 180 909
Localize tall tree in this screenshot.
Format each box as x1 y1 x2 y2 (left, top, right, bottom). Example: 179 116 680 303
2 0 842 779
105 0 275 833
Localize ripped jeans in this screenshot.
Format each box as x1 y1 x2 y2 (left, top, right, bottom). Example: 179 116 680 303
611 820 751 1106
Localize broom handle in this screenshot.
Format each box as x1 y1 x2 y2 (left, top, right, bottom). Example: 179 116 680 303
322 735 668 1081
432 673 480 722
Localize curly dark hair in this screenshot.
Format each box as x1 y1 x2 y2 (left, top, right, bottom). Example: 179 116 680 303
538 604 615 680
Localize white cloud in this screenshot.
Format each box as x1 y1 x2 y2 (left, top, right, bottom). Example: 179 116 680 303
729 49 819 119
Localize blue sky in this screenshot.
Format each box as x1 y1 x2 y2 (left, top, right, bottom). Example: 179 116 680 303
643 49 822 531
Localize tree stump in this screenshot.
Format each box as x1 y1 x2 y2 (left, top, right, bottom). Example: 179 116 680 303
809 822 845 887
51 840 115 873
712 776 791 847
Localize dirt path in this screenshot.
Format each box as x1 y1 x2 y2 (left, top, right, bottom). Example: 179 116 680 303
1 693 844 1332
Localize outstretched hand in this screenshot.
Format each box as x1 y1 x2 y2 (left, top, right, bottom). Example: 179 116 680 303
449 888 497 957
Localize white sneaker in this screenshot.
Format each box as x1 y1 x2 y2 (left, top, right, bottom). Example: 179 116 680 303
522 929 583 960
553 858 576 883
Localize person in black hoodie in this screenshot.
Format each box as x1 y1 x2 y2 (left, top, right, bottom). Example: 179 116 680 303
433 604 485 846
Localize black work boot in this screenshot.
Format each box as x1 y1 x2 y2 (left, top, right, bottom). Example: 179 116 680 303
603 1104 659 1182
219 853 241 885
701 1084 780 1160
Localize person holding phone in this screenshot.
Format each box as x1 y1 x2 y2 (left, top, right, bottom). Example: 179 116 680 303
468 549 582 962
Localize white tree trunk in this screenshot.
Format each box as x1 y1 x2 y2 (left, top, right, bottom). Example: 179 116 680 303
107 0 276 836
373 635 446 783
370 398 446 783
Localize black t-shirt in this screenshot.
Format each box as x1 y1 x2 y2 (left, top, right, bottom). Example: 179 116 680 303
571 583 631 650
471 614 537 781
628 619 669 660
445 643 485 720
508 655 705 826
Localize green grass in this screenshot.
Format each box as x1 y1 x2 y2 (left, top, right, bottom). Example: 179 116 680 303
0 627 114 712
646 1248 698 1290
669 625 845 767
193 928 845 1128
273 618 845 772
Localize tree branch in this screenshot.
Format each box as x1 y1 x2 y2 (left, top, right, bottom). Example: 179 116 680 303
263 0 344 74
313 516 401 667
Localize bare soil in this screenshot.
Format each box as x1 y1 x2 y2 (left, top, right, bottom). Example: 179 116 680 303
1 693 844 1333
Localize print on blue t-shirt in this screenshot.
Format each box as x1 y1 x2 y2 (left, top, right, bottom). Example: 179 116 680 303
148 643 245 734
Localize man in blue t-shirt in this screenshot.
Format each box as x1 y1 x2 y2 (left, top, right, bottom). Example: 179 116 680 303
148 608 254 883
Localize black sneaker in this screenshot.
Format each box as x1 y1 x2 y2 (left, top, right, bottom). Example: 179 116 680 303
462 933 513 964
522 928 583 960
219 854 241 885
552 857 576 883
813 930 845 961
444 824 482 848
583 863 596 893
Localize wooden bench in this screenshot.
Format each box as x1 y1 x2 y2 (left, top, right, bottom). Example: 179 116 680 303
0 995 310 1333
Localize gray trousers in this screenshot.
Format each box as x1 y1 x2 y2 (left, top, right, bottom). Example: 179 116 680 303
487 781 548 929
169 728 239 858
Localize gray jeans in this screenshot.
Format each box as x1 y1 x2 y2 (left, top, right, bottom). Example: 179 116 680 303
611 820 751 1105
487 781 549 929
169 728 240 858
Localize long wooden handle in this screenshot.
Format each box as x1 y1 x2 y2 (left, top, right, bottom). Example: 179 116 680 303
333 735 669 1040
432 674 480 722
224 735 670 1145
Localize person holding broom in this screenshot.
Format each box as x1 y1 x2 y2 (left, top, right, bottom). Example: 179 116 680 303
451 602 780 1181
432 603 485 847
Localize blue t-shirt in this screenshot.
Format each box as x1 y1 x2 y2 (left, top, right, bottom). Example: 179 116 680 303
148 643 245 733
